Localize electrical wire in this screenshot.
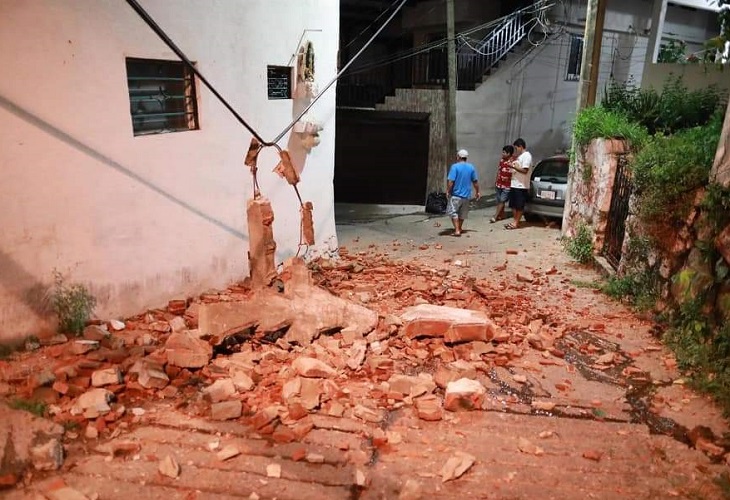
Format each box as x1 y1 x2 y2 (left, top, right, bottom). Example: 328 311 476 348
342 0 401 50
347 2 554 76
125 0 407 148
125 0 267 144
125 0 408 261
271 0 408 144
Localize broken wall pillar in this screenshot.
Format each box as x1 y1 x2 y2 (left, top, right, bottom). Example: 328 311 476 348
301 201 314 246
247 197 277 288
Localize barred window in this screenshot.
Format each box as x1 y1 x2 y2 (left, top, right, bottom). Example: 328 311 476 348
566 35 583 82
126 58 199 136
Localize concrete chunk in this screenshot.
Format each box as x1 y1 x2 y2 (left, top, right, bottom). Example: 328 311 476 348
158 455 180 478
0 405 65 481
71 340 99 355
400 304 500 343
231 371 255 392
47 486 89 500
30 439 64 471
198 269 377 347
72 388 113 415
388 374 436 396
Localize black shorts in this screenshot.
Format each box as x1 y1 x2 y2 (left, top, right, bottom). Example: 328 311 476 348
509 188 528 210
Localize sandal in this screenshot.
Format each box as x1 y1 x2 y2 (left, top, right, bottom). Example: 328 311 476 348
504 223 519 230
489 217 497 223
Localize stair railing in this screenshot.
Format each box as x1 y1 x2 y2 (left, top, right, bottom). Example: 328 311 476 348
456 11 527 90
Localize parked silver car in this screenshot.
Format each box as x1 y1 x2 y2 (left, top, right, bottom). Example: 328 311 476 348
525 155 569 219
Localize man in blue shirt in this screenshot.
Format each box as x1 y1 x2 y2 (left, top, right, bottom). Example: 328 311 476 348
446 149 481 237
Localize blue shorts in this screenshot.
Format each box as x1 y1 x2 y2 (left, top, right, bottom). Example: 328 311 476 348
495 187 510 203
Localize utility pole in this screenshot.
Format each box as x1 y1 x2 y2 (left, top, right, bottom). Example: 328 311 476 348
645 0 668 67
587 0 607 105
576 0 607 111
563 0 607 234
446 0 457 172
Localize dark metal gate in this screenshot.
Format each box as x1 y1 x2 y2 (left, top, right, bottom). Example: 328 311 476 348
602 155 632 269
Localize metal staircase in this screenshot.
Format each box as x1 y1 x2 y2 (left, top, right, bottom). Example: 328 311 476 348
456 10 527 90
337 5 534 108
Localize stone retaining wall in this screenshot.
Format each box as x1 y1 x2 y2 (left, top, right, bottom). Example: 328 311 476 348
565 137 730 324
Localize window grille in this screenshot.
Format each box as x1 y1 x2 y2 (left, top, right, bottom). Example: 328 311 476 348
566 35 583 82
126 58 199 135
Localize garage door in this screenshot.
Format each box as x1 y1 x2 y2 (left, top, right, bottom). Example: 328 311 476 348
335 109 429 205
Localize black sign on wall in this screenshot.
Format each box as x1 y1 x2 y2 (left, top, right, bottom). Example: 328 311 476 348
267 66 292 100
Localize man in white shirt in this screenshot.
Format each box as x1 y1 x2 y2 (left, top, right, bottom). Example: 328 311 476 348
505 138 532 230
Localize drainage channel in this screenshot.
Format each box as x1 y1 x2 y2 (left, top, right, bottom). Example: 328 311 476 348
556 330 695 447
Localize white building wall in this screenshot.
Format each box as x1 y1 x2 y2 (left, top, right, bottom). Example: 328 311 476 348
457 0 719 184
0 0 339 341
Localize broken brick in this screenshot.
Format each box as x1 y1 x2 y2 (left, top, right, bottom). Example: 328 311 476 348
211 400 242 421
165 330 212 369
137 365 170 390
203 378 236 403
353 405 383 423
414 395 443 421
91 367 123 387
168 299 188 315
292 357 337 378
287 403 308 421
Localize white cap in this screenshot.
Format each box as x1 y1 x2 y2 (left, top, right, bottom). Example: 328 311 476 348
457 149 469 158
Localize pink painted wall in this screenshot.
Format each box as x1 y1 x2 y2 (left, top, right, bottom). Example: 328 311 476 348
0 0 339 341
562 138 629 252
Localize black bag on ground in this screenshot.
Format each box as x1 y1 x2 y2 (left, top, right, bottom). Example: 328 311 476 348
425 192 448 214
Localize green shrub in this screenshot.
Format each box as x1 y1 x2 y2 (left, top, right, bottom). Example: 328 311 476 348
657 40 688 63
51 271 96 335
664 299 730 414
702 183 730 232
601 270 658 311
602 76 725 135
573 106 649 148
631 113 723 226
563 223 594 264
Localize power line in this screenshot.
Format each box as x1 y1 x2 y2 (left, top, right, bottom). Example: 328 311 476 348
343 0 400 50
346 2 556 76
272 0 408 143
125 0 407 147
